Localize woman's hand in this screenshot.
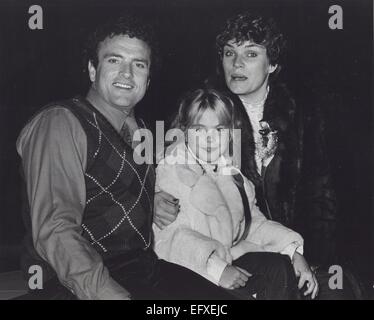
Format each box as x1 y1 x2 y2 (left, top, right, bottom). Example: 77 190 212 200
292 252 319 299
219 265 252 290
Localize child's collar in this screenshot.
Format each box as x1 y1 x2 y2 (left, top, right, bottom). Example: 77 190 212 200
186 144 240 176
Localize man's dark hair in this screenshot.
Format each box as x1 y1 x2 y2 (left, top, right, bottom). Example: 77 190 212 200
216 12 286 68
84 13 160 75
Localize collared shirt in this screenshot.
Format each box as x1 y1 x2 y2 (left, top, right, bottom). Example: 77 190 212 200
16 94 137 299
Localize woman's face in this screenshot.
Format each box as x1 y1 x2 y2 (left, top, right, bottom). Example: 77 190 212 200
222 39 277 102
187 107 230 163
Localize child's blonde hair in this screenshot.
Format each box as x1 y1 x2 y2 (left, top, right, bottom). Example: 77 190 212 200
172 88 237 131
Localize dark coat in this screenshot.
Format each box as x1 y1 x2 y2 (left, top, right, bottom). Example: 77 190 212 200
209 79 338 266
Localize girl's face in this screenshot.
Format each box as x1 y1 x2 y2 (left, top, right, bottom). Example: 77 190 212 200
187 107 230 163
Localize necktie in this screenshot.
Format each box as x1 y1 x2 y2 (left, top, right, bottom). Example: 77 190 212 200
119 116 139 149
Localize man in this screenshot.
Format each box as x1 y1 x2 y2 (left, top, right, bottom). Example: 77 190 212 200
155 12 357 299
16 15 237 300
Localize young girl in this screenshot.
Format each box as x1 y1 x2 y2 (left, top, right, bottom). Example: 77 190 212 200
153 88 307 299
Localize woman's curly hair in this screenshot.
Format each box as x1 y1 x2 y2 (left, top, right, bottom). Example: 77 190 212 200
83 13 160 75
216 12 286 68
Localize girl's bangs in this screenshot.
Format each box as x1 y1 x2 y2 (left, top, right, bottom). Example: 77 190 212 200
187 96 232 128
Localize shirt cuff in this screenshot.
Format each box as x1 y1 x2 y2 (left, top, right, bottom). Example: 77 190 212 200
281 242 304 260
206 253 228 284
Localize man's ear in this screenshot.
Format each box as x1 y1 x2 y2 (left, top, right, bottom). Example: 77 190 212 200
88 61 96 82
269 64 278 74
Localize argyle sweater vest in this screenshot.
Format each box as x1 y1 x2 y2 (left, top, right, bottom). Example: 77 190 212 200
21 97 155 270
65 97 155 258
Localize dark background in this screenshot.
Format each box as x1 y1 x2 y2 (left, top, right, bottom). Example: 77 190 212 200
0 0 372 291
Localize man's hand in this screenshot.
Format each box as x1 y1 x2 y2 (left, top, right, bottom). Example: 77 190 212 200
153 191 179 229
219 265 252 290
292 252 319 299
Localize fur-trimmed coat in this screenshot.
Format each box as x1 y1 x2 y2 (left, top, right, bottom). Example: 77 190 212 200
153 141 303 284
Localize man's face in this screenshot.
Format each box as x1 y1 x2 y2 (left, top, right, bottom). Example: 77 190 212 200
88 34 151 112
222 40 277 100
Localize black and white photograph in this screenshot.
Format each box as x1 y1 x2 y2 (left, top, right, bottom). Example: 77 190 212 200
0 0 372 304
